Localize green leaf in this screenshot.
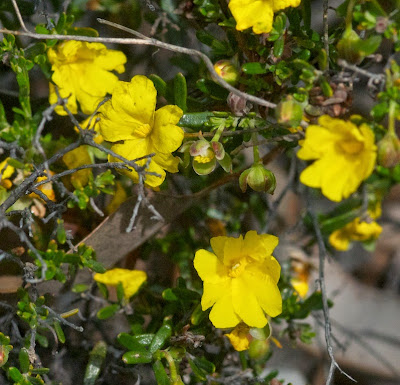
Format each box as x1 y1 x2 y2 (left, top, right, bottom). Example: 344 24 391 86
193 357 215 374
152 360 171 385
122 351 153 364
149 324 172 353
8 367 23 382
72 284 89 293
96 304 119 320
273 36 285 58
18 348 30 374
54 321 66 344
178 112 212 129
188 358 207 381
35 333 48 348
83 341 107 385
196 79 229 100
117 333 154 351
241 62 267 75
116 282 125 303
149 74 167 97
174 73 187 113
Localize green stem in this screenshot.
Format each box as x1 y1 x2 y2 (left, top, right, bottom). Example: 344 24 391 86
211 123 226 142
345 0 357 28
252 133 260 163
388 100 396 135
238 351 247 370
162 351 179 382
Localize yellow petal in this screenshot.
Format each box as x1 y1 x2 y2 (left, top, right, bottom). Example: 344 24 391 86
210 236 229 261
229 0 274 34
243 231 279 261
99 77 156 142
209 292 241 328
225 323 251 351
297 124 337 160
222 235 244 266
153 152 180 173
62 146 92 189
232 277 268 328
201 279 231 310
273 0 301 11
194 249 230 283
241 270 282 317
152 105 184 153
0 158 15 180
109 140 166 187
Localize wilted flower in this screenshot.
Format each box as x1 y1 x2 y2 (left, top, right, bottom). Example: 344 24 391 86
63 146 93 189
48 41 126 115
297 115 376 202
225 323 251 351
194 231 282 328
0 158 15 189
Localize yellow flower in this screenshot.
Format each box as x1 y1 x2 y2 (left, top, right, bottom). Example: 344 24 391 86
297 116 376 202
63 146 93 189
194 230 282 329
329 218 382 251
225 323 251 351
0 158 15 189
29 174 56 202
94 268 147 299
48 41 126 115
99 76 184 188
229 0 301 34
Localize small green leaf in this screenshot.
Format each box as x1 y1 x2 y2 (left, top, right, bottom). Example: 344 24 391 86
149 74 167 97
72 284 89 293
188 358 207 381
54 321 66 344
96 304 119 320
122 351 153 364
178 112 212 128
8 367 23 382
174 73 187 113
84 341 107 385
152 360 171 385
18 348 30 374
149 324 172 353
117 333 154 351
241 62 267 75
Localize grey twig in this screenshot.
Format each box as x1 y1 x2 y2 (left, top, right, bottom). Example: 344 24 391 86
308 195 356 385
43 305 84 332
0 23 277 109
11 0 29 32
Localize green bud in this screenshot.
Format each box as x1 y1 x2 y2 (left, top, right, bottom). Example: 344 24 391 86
239 164 276 194
275 97 303 127
378 132 400 168
248 339 270 360
213 60 239 86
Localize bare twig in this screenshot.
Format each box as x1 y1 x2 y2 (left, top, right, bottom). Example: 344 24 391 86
308 195 356 385
43 305 84 332
323 0 329 72
0 23 277 109
11 0 29 32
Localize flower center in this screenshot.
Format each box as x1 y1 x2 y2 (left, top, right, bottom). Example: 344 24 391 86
135 124 152 138
228 259 247 278
194 149 215 164
338 139 364 154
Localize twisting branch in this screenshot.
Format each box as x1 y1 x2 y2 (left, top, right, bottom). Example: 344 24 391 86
307 193 356 385
0 19 277 109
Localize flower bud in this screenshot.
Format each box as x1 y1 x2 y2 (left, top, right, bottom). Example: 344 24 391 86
190 139 217 175
213 60 239 86
248 339 270 360
377 132 400 168
275 97 303 127
239 164 276 194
